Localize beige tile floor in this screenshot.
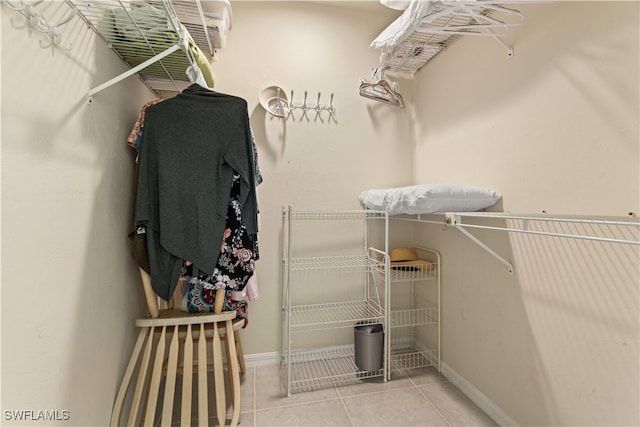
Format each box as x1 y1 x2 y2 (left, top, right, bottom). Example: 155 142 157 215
223 363 498 427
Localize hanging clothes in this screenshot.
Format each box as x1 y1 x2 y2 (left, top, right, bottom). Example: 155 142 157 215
127 98 162 151
178 172 257 325
134 84 260 301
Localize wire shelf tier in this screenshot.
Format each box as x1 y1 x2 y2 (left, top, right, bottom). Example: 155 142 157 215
70 0 192 93
69 0 231 95
288 254 379 273
390 306 437 328
389 346 437 371
283 346 384 394
289 300 384 332
377 1 525 78
284 209 387 221
387 265 438 282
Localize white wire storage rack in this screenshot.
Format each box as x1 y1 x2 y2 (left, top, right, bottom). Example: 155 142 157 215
371 246 441 376
281 207 390 396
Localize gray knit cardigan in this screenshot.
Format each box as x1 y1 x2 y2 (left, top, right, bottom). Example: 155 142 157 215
135 84 258 301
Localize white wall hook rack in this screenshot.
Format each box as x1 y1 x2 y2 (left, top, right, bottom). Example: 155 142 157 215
3 0 75 53
288 90 336 123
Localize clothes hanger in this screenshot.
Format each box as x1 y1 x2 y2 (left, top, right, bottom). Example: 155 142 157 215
179 24 210 89
359 70 405 108
186 64 208 87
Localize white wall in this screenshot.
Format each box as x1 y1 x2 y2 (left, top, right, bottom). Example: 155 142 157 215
1 3 153 425
411 2 639 426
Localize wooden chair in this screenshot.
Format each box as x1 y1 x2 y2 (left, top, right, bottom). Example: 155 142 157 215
110 268 244 426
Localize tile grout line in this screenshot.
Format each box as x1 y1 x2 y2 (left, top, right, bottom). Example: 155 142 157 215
335 386 356 427
253 394 346 413
253 366 258 427
410 376 453 427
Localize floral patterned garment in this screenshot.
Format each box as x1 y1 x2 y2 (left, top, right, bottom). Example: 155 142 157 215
180 173 258 326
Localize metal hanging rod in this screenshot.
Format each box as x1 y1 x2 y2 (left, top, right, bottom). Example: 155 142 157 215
392 211 639 274
445 212 640 246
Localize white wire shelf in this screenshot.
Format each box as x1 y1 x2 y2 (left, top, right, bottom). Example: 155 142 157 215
287 254 379 273
377 1 525 78
283 346 384 394
390 306 437 328
389 346 437 371
68 0 229 95
69 0 192 94
368 246 438 282
283 208 388 221
386 264 438 282
289 300 384 332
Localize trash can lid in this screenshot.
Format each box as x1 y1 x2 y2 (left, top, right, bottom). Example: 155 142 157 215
355 323 383 333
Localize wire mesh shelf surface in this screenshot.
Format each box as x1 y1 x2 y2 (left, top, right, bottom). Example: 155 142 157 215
390 306 437 327
287 254 379 273
378 1 522 77
283 209 388 221
289 300 384 331
283 346 384 394
69 0 227 94
389 347 436 371
387 264 438 282
70 0 191 92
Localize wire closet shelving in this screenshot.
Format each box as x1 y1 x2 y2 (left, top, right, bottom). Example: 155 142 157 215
281 207 391 395
393 212 640 274
373 0 532 78
67 0 230 96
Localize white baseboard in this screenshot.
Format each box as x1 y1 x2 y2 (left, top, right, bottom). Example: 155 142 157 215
244 351 280 367
440 361 518 427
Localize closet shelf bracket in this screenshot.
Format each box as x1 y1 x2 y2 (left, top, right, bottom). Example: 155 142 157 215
446 215 514 274
88 43 181 99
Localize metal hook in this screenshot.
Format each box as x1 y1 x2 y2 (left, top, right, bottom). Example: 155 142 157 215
314 92 324 123
7 0 74 52
328 93 337 123
300 91 310 122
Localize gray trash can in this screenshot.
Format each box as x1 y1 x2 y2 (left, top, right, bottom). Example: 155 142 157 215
354 323 384 371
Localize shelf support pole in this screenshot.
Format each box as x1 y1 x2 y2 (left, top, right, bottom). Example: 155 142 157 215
88 43 181 98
